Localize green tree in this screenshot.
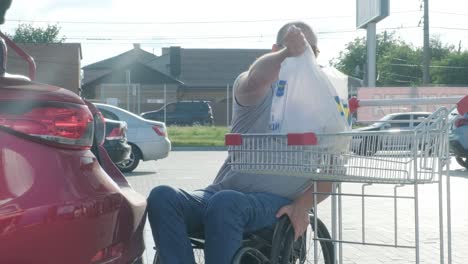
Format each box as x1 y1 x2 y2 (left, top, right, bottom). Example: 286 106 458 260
332 32 422 86
8 24 66 43
331 36 367 80
431 51 468 85
429 36 456 61
332 32 463 86
378 40 422 86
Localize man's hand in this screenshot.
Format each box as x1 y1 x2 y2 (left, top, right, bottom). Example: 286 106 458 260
282 25 307 57
276 202 310 241
275 182 333 241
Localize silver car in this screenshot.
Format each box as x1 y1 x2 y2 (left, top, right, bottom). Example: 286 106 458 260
352 112 432 156
95 103 171 172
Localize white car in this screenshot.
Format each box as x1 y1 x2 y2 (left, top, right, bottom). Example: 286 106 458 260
94 103 171 172
352 112 432 155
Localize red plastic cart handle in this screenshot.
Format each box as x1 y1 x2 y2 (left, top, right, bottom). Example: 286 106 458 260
457 95 468 115
225 133 242 146
287 133 317 146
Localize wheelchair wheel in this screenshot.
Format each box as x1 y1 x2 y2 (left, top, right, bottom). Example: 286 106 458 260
272 216 333 264
266 215 333 264
302 215 334 264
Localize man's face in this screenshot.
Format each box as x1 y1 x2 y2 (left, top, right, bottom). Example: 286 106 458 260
298 26 319 57
0 0 12 25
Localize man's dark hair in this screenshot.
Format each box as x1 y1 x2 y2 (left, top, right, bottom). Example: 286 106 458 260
0 0 12 24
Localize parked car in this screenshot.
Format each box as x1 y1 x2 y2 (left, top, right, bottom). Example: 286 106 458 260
103 118 132 165
352 112 432 155
0 33 146 263
94 103 171 172
449 108 468 169
141 101 214 126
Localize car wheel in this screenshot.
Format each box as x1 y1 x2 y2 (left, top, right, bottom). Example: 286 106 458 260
455 156 468 169
117 144 141 173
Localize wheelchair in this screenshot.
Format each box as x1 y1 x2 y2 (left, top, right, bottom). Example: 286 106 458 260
153 211 334 264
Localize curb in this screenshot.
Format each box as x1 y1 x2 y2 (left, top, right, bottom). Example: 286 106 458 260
172 146 227 151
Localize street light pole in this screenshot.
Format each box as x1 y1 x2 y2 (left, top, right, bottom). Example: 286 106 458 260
367 22 377 88
422 0 430 85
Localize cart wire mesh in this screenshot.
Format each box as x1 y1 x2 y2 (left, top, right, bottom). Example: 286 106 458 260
226 107 450 184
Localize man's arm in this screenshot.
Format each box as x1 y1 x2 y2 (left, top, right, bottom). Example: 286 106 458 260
235 49 289 106
276 182 333 241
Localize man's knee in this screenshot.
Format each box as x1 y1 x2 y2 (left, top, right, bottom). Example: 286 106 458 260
147 185 179 213
204 190 248 220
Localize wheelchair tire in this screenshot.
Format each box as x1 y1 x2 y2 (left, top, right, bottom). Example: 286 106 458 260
309 215 334 264
231 246 270 264
278 225 295 264
269 216 334 264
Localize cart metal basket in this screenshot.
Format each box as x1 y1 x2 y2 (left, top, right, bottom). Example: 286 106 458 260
226 107 449 184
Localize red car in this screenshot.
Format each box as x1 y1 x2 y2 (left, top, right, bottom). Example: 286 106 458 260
0 15 146 264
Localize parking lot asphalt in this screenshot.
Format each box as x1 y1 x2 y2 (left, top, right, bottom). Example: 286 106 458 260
125 151 468 264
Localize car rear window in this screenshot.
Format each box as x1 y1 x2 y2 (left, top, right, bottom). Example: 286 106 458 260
413 114 429 127
390 114 411 128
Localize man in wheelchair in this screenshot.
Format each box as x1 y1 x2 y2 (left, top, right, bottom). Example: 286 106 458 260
147 21 333 264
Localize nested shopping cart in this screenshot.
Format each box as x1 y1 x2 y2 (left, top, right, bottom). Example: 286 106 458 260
225 96 468 264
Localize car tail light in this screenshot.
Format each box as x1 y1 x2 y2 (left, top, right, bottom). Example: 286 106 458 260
0 102 94 149
91 243 123 264
455 117 468 128
106 127 125 140
152 124 167 137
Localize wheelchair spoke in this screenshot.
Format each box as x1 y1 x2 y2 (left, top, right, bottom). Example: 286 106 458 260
303 226 327 264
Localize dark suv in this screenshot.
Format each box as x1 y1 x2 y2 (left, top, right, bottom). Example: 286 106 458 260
141 101 214 126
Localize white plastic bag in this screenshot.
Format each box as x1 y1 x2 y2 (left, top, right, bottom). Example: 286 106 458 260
269 44 351 153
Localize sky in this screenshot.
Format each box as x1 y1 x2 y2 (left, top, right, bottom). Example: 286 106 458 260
2 0 468 66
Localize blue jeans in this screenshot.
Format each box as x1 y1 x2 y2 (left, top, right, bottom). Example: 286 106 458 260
147 186 291 264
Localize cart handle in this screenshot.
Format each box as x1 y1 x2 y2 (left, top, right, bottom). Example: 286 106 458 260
225 133 242 146
349 95 468 115
287 133 317 146
225 133 318 146
350 96 464 108
457 95 468 115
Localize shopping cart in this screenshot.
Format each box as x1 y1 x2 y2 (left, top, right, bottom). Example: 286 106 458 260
225 95 468 264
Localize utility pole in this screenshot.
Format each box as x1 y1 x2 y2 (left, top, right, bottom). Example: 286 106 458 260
422 0 430 85
126 70 131 111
